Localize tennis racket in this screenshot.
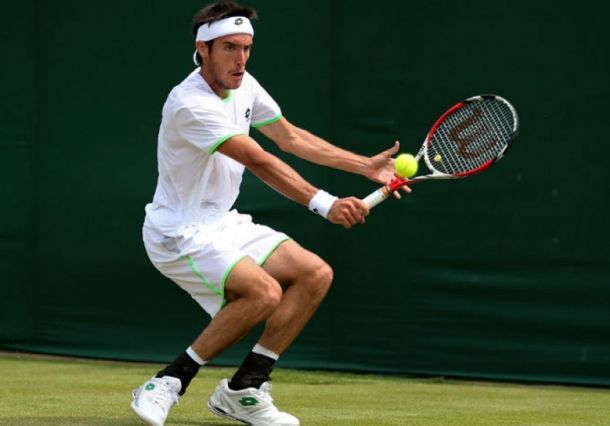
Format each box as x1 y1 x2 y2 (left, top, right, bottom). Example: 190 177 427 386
363 94 519 208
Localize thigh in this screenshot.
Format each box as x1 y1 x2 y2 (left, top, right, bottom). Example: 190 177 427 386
223 255 281 303
261 240 328 286
143 215 289 318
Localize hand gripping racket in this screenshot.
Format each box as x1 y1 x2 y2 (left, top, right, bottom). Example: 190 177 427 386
363 94 519 208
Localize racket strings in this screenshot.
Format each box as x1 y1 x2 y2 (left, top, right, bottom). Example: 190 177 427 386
427 99 516 175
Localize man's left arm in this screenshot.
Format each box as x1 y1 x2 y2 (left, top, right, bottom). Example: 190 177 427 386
257 117 400 186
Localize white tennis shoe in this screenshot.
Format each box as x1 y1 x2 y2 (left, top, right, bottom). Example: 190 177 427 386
131 376 181 426
207 379 300 426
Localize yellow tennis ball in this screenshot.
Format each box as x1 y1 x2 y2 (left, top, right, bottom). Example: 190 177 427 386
394 153 418 178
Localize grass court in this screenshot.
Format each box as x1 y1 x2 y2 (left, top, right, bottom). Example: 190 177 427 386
2 353 610 425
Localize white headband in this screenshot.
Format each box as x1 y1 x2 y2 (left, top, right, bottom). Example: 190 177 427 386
193 16 254 65
196 16 254 42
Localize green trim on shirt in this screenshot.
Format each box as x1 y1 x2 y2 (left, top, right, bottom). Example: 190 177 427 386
251 114 282 128
208 132 245 154
222 90 233 104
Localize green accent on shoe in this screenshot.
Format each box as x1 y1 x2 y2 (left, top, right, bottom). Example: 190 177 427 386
239 397 259 407
145 383 155 391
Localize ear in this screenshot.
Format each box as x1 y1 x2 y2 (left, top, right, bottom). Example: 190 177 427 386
196 40 208 60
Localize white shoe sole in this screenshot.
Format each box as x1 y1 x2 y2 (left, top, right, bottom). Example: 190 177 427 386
207 400 300 426
131 400 163 426
207 400 249 424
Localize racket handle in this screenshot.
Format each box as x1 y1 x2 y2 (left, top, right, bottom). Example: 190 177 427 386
362 186 392 209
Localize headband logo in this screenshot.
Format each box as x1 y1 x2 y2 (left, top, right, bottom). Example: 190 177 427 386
234 18 243 25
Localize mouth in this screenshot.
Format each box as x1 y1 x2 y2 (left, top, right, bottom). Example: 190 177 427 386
231 70 245 78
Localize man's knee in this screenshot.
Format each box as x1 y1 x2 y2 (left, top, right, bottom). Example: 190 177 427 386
260 279 283 312
250 276 283 318
306 261 333 300
226 261 283 319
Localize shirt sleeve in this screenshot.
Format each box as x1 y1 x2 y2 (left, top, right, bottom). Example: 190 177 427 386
250 78 282 128
175 102 246 154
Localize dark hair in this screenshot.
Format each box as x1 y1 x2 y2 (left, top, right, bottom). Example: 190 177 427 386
192 1 258 65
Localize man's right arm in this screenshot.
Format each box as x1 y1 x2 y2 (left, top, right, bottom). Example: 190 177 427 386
216 135 369 228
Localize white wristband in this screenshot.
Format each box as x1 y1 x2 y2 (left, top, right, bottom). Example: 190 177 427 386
308 190 338 219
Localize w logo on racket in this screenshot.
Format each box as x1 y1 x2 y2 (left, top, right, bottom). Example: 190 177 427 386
449 108 499 159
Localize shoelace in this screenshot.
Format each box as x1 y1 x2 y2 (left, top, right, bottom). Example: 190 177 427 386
253 382 274 404
150 380 180 409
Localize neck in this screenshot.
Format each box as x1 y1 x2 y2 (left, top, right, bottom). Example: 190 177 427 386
199 67 230 100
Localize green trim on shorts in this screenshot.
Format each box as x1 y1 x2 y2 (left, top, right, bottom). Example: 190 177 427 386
221 255 247 289
208 132 245 154
251 114 282 128
184 255 222 297
258 237 291 266
218 255 247 311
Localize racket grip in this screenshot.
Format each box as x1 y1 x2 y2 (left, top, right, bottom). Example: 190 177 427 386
362 186 392 209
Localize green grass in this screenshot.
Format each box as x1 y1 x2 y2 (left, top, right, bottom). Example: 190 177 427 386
2 353 610 425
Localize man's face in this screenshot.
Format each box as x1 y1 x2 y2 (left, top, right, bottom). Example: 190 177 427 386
198 34 253 94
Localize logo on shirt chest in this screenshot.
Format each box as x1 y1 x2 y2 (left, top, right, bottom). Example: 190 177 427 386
244 108 251 121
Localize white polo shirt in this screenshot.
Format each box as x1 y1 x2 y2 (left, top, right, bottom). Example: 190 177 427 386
144 69 282 236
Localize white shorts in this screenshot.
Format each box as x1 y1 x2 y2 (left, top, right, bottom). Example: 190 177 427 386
143 210 289 317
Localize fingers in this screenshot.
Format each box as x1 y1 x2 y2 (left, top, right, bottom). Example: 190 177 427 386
392 183 413 199
386 140 400 156
328 198 370 229
341 198 368 227
354 198 370 216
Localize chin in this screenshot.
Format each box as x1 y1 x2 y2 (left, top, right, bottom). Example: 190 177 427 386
226 75 244 88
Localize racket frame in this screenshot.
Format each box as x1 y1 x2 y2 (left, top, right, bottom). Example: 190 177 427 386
363 94 518 208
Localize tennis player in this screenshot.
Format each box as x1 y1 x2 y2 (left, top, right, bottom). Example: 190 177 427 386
131 1 405 425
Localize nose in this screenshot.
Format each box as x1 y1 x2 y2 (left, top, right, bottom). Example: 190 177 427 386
236 48 248 66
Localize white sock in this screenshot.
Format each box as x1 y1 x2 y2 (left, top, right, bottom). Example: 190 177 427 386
252 343 280 361
186 346 207 366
